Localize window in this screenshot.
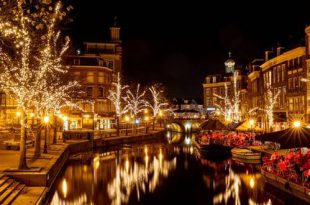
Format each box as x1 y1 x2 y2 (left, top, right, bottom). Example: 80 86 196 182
98 72 104 83
73 59 80 65
86 72 94 83
106 60 114 69
281 65 285 82
206 77 210 83
205 88 211 96
86 87 93 98
99 59 104 67
73 71 80 80
98 87 105 98
213 76 217 83
289 98 293 111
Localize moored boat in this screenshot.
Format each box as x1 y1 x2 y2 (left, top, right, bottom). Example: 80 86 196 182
231 148 261 160
194 139 232 160
261 168 310 203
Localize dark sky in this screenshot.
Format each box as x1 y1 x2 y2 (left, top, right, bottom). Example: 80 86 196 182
68 1 310 99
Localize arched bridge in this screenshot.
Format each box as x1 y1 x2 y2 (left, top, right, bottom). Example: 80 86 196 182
167 118 207 133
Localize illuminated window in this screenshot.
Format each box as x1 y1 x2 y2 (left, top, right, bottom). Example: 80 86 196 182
98 72 104 83
86 72 94 83
289 98 293 111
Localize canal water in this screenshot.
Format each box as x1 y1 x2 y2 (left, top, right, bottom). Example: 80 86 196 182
49 134 308 205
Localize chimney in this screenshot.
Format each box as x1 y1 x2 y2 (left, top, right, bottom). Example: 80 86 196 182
305 25 310 56
276 46 284 56
110 16 121 42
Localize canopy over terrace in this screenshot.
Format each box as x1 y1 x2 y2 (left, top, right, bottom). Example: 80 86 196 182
255 127 310 149
232 120 263 132
200 119 228 131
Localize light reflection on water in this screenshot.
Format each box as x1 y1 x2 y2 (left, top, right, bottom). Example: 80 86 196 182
49 134 309 205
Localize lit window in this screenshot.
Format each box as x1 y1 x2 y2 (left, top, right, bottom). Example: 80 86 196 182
86 72 94 83
98 72 104 83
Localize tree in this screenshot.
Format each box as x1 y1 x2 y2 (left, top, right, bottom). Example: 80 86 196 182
108 73 129 136
0 0 74 168
146 84 168 130
264 83 280 132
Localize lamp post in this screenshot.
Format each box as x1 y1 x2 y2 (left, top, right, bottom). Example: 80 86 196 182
43 115 49 154
124 115 130 136
145 116 149 134
16 111 21 125
62 116 68 142
249 119 255 144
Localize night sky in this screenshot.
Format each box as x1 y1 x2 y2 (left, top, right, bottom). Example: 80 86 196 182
67 1 310 99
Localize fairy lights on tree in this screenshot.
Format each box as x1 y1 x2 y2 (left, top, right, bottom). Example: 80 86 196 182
125 84 147 119
214 71 241 123
263 83 280 132
146 85 168 130
108 73 129 136
0 0 76 168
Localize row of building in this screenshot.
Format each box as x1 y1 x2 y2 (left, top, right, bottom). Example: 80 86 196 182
0 20 122 131
203 25 310 131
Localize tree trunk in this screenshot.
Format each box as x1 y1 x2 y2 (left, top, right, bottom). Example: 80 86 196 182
152 117 156 130
18 110 28 170
34 118 41 158
53 115 57 144
116 116 120 136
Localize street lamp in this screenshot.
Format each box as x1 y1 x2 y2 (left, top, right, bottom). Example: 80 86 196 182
43 115 49 154
124 115 130 136
249 119 255 144
16 111 21 125
145 116 149 134
293 120 301 128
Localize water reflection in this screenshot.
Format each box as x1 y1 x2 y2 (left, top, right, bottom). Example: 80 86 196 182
49 139 308 205
50 144 177 205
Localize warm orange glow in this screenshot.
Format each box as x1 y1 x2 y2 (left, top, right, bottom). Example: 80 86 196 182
30 113 35 118
62 178 68 198
249 119 255 126
293 120 301 128
124 115 130 122
144 116 149 121
249 177 255 189
16 112 21 117
44 116 49 124
62 116 68 121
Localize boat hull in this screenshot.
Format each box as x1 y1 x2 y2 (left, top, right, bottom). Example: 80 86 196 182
261 168 310 203
231 148 261 160
195 142 232 160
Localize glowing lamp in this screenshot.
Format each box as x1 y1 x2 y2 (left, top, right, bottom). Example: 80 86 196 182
144 116 149 121
249 119 255 126
124 115 130 122
250 177 255 189
293 120 301 128
16 112 21 117
43 116 49 124
30 113 35 118
62 116 68 121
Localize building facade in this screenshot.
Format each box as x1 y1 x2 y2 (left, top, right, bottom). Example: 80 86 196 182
202 54 248 121
63 21 122 131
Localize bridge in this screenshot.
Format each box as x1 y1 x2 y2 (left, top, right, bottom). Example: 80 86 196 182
167 118 208 133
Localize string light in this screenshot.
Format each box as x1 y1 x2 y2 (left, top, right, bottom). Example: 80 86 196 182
124 84 147 119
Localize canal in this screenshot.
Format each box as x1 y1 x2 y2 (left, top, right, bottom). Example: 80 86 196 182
48 133 308 205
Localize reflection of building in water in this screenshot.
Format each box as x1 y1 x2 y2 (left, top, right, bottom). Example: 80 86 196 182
213 169 242 205
49 144 177 205
107 155 177 205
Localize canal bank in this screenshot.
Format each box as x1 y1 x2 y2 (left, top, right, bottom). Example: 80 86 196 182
1 130 164 205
